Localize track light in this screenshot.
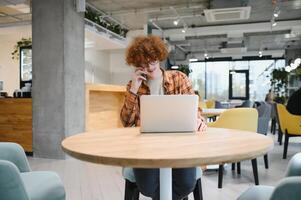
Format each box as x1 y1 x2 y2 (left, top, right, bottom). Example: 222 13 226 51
259 51 263 57
173 19 179 26
271 18 277 27
273 6 280 18
181 25 188 33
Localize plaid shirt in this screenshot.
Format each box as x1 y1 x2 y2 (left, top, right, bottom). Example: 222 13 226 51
120 69 195 127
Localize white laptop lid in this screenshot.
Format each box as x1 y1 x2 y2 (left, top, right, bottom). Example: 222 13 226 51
140 95 198 133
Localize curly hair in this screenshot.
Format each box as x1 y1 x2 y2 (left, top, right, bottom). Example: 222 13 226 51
125 35 168 68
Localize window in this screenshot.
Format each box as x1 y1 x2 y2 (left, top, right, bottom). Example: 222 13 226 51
189 59 285 101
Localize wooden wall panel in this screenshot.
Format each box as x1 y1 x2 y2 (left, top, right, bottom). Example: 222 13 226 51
86 84 126 131
0 98 32 152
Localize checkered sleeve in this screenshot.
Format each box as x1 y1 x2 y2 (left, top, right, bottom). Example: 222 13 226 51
179 71 194 95
120 81 139 127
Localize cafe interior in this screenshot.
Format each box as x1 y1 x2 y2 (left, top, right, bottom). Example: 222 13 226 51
0 0 301 199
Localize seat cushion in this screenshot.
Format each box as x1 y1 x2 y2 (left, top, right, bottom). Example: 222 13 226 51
123 167 202 183
237 185 274 200
21 171 65 200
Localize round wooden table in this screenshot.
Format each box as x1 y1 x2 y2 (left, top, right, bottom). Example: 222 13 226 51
62 127 273 200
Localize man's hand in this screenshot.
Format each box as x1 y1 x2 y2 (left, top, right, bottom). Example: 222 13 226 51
130 67 147 94
197 115 207 132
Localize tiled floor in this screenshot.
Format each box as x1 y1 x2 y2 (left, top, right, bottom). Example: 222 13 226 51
28 133 301 200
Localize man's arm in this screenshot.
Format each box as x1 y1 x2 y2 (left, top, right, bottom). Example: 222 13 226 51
120 81 139 127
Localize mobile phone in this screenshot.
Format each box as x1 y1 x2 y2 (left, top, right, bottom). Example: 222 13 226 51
141 73 147 80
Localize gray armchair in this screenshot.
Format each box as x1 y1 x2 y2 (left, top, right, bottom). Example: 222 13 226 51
257 101 272 135
0 142 65 200
237 152 301 200
256 101 272 169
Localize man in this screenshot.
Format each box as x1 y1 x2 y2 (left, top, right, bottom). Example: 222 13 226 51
286 87 301 115
120 35 206 200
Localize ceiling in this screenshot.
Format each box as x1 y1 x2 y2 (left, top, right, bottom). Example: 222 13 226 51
87 0 301 60
1 0 301 61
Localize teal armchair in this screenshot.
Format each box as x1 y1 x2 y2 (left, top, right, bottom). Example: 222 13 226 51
237 153 301 200
0 142 66 200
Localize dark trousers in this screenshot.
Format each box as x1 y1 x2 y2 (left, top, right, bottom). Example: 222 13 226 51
133 168 196 200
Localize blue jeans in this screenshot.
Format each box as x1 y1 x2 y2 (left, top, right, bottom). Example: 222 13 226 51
133 168 196 200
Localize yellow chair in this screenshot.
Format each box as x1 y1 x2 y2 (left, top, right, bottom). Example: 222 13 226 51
276 104 301 159
205 99 215 108
208 108 259 188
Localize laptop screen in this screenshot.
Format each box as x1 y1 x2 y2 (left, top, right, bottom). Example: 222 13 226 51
140 95 198 133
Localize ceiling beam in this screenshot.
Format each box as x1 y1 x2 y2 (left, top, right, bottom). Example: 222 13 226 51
162 20 301 38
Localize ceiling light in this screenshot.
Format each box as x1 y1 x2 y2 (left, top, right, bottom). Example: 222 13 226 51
271 18 277 27
294 58 301 66
173 19 179 26
171 65 179 69
181 28 186 33
290 62 298 70
272 21 277 26
189 58 198 62
259 54 263 57
204 53 208 57
285 66 291 72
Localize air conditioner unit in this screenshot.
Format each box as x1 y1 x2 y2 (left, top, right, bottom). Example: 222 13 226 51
204 6 251 22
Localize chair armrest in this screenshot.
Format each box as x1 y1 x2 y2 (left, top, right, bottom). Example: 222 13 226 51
0 143 31 172
0 160 30 200
270 177 301 200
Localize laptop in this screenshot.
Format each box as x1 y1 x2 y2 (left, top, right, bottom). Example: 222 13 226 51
140 95 199 133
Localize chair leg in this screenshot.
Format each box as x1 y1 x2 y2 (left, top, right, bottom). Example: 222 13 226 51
264 154 269 169
251 158 259 185
218 164 223 188
278 128 283 145
237 162 241 175
283 132 289 159
231 163 235 171
124 179 139 200
271 119 276 134
193 178 203 200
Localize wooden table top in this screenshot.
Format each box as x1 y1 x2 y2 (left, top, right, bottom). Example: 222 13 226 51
61 127 273 168
201 108 226 116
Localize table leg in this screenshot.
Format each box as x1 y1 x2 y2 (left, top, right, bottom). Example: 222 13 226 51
160 168 172 200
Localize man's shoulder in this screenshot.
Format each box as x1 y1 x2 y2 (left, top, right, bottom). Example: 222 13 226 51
165 70 187 78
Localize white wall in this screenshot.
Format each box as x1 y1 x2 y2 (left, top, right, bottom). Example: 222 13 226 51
109 49 132 85
0 25 31 96
85 49 111 84
0 26 137 94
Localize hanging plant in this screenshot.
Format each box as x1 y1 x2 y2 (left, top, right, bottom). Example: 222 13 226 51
84 7 128 38
270 68 288 100
11 38 32 60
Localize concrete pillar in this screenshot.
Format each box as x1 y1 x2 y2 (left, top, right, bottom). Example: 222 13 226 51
32 0 85 158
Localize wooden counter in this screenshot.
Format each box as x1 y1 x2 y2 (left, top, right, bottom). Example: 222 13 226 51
86 84 126 131
0 84 126 152
0 98 32 152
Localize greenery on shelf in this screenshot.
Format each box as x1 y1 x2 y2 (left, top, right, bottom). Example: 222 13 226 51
85 7 128 38
11 38 32 60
